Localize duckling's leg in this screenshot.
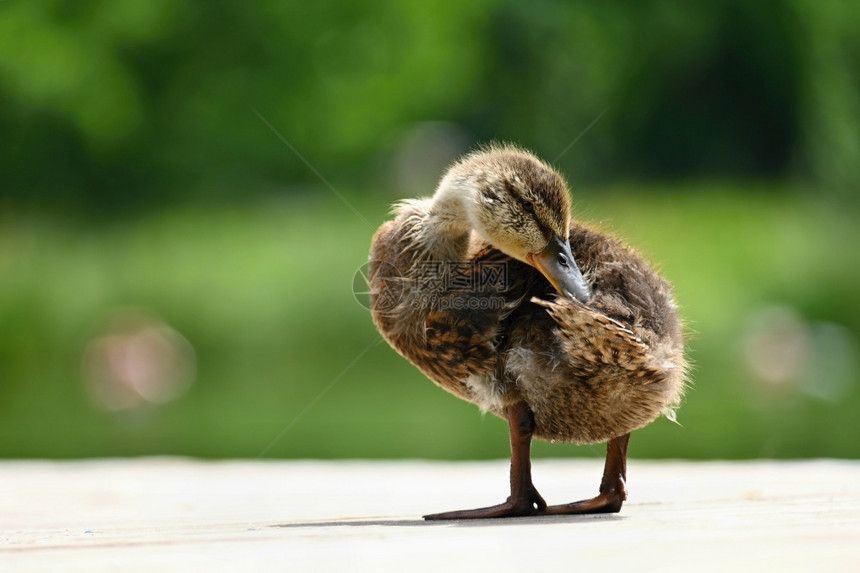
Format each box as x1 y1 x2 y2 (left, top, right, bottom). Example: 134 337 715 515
423 401 547 520
544 432 630 515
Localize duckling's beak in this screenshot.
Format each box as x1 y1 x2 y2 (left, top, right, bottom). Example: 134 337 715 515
527 234 592 302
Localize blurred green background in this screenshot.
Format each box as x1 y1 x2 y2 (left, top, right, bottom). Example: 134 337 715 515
1 0 858 460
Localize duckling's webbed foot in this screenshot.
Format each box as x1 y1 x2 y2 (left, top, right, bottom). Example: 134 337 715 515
544 433 631 515
423 492 545 520
424 402 547 520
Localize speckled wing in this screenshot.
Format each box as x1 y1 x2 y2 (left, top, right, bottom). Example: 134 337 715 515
530 297 664 383
415 246 530 391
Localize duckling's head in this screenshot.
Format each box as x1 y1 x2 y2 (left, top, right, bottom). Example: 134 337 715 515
440 145 592 302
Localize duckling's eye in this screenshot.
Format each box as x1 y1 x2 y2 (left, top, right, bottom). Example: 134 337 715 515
557 253 569 268
521 200 534 212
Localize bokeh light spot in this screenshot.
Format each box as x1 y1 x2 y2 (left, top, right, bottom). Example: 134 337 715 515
82 308 196 412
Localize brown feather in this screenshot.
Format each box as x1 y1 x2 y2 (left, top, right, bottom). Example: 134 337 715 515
369 149 686 445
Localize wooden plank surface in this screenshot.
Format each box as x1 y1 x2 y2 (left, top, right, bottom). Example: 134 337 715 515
1 458 858 572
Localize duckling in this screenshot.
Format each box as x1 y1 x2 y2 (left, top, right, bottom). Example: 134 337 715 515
369 144 686 519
